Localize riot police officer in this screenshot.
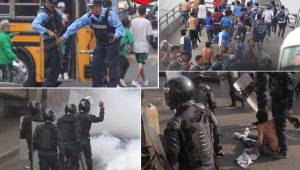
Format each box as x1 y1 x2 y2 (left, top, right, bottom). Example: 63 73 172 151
186 73 224 157
32 0 68 87
20 101 43 170
57 104 81 170
227 72 245 107
77 98 105 170
56 0 124 87
32 109 64 170
163 76 217 170
256 72 295 158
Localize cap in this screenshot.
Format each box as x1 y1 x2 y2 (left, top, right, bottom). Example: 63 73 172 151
0 19 9 26
58 1 65 7
88 0 102 6
47 0 58 4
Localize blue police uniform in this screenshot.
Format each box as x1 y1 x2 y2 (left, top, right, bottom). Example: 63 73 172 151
32 7 65 87
63 7 124 87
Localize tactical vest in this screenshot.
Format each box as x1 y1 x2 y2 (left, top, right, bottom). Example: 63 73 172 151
193 84 209 106
174 104 215 167
90 9 116 44
40 7 62 37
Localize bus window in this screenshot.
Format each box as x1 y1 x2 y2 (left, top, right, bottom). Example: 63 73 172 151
15 0 40 19
0 1 10 17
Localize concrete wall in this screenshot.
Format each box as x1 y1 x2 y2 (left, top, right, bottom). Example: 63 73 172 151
159 16 182 40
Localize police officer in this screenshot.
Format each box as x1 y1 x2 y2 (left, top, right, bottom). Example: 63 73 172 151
57 104 81 170
163 76 217 170
256 72 295 158
77 98 105 170
32 109 64 170
184 73 224 157
20 101 43 170
56 0 124 87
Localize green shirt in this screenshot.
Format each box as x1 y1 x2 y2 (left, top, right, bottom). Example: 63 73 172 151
0 32 17 64
119 28 134 57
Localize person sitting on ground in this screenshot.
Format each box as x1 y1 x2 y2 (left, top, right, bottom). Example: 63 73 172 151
167 52 190 71
189 55 206 71
235 115 280 157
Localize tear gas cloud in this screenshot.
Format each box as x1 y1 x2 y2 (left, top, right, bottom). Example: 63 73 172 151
46 89 141 170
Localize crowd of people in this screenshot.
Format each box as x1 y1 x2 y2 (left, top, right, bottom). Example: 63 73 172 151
0 0 155 87
160 0 291 71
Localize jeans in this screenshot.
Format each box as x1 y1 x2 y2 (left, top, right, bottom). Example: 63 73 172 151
278 23 287 37
266 22 272 37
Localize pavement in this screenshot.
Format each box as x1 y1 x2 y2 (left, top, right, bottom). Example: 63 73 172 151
144 74 300 170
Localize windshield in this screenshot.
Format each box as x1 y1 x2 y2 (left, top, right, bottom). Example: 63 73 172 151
280 46 300 70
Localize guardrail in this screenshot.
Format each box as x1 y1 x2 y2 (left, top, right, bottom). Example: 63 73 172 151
159 2 217 31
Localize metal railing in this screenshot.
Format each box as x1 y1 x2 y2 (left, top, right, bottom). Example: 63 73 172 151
159 2 216 31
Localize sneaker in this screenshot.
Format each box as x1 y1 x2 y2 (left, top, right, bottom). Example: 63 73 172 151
63 72 69 80
23 165 30 169
58 74 63 81
144 79 149 86
131 81 141 87
278 151 288 158
119 79 127 87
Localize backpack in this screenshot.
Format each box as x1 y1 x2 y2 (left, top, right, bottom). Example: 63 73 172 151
254 20 267 34
277 10 286 23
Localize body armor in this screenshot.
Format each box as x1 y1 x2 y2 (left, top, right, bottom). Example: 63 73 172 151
193 84 216 111
165 103 215 169
40 7 62 37
90 9 115 44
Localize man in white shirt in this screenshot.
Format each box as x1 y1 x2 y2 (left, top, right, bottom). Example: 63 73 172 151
197 0 207 35
262 6 274 38
130 5 153 87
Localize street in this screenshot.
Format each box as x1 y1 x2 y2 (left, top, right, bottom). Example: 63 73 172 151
144 75 300 170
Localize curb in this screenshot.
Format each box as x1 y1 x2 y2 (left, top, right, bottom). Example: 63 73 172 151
0 146 19 165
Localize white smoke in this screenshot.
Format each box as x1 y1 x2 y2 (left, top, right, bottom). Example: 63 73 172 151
91 132 141 170
46 89 141 169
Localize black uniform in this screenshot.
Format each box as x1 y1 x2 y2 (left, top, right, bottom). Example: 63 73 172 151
57 114 81 170
227 72 245 106
20 113 43 169
164 102 216 170
77 108 105 170
32 122 64 170
256 72 295 154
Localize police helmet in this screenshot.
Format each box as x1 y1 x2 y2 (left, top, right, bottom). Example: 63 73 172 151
28 101 41 115
88 0 103 6
43 109 56 122
65 104 77 115
79 99 91 114
163 76 195 110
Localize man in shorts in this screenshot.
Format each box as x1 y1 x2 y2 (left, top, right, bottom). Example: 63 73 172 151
130 5 153 87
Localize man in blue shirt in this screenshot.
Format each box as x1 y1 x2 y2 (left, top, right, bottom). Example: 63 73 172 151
32 0 68 87
220 10 233 36
56 0 124 87
233 1 242 17
218 25 231 52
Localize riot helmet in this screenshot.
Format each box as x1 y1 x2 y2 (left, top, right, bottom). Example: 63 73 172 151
42 109 56 122
28 101 41 115
78 96 94 114
163 76 195 110
65 104 77 115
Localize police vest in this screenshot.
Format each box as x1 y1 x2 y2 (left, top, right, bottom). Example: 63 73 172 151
90 9 116 44
40 7 62 37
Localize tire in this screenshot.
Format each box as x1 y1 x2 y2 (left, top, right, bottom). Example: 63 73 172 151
13 48 36 87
